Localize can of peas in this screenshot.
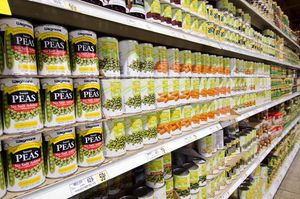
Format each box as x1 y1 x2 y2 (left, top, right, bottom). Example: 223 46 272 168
35 24 71 76
44 127 77 178
1 78 43 134
74 78 102 122
69 30 99 76
76 123 104 167
41 78 75 127
0 18 37 75
4 134 45 192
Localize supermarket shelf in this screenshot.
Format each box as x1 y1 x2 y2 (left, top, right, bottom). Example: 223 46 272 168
9 122 222 199
8 0 300 69
5 94 300 199
217 115 300 199
230 0 300 51
263 144 300 199
0 89 267 141
220 92 300 128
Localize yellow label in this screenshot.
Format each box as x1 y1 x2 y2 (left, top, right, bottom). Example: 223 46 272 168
87 155 102 163
8 141 41 154
131 117 142 132
160 110 170 124
18 175 41 187
38 32 67 42
148 114 157 127
5 84 38 94
113 121 125 137
174 175 189 189
46 65 66 71
56 115 74 123
79 66 97 72
78 83 100 91
173 79 179 91
146 158 163 171
6 27 32 36
0 0 11 15
49 83 73 92
79 127 102 137
85 112 101 118
14 120 38 129
52 133 75 145
18 64 36 71
58 163 76 174
73 36 96 45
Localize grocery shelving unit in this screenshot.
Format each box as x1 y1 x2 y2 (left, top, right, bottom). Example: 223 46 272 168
229 0 300 51
1 0 300 199
217 115 300 199
263 143 300 199
7 0 300 69
3 91 299 199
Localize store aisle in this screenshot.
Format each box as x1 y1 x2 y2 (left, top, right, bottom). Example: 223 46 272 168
274 151 300 199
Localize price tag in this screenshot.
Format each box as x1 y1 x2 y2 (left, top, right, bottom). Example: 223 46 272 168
127 19 136 26
184 134 197 144
145 147 165 161
69 175 98 195
95 170 109 184
0 0 11 15
65 1 79 11
45 0 65 7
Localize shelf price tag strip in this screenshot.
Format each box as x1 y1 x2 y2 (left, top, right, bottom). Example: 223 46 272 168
145 147 165 161
69 170 108 195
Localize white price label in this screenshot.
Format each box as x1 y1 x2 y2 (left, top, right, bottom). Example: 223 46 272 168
65 1 78 11
184 134 197 144
44 0 65 7
69 175 98 195
146 147 165 161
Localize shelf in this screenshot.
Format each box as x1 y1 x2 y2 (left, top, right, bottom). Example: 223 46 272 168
0 88 272 141
263 144 300 199
4 93 300 199
220 92 300 128
7 0 300 69
229 0 300 51
7 122 223 199
217 115 300 199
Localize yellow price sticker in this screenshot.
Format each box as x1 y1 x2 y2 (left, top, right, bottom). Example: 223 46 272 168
0 0 11 15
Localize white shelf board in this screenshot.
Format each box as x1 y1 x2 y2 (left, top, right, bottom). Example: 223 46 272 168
231 0 300 51
16 123 222 199
5 0 299 69
263 144 300 199
8 95 299 199
217 116 300 199
220 92 300 128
